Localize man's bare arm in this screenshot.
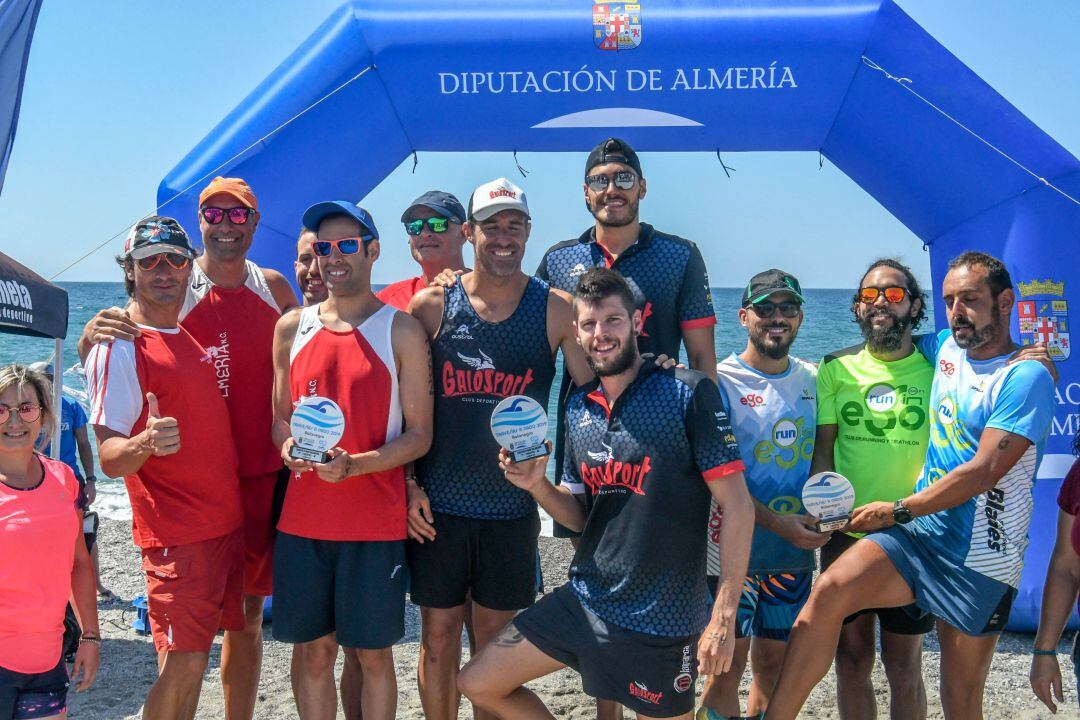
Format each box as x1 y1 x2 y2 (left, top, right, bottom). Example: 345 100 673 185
683 325 718 383
264 268 300 314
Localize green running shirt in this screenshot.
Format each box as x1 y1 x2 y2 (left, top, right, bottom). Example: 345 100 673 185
816 344 933 534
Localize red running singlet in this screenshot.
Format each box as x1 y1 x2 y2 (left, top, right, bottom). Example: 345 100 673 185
180 260 282 476
278 304 406 541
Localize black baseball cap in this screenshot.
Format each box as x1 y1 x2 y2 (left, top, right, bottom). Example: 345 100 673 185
400 190 466 224
123 216 196 260
585 137 643 178
741 269 805 307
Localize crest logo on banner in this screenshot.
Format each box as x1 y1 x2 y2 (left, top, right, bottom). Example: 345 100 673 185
593 3 642 50
1018 278 1070 361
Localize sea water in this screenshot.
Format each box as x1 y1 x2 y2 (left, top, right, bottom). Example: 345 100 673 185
4 283 934 520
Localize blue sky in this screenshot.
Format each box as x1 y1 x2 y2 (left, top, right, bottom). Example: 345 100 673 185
1 0 1077 289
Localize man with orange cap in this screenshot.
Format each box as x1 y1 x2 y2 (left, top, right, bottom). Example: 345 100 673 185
80 178 298 719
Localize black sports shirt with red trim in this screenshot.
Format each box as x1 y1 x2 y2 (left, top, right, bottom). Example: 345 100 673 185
562 363 744 636
536 223 716 358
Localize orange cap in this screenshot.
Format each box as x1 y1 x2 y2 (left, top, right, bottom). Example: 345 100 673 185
199 176 258 211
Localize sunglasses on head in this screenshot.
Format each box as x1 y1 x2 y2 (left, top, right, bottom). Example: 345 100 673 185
0 402 41 424
136 252 191 271
200 206 254 225
859 286 908 304
748 301 801 318
312 236 373 257
405 217 454 236
585 171 638 192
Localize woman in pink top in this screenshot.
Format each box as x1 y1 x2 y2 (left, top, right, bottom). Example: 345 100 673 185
0 365 99 719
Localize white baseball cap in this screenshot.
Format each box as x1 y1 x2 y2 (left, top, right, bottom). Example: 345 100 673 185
468 178 530 222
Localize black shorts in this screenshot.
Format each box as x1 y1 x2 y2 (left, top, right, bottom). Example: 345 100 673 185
515 584 697 718
407 509 539 611
821 531 935 635
272 533 405 649
0 659 68 720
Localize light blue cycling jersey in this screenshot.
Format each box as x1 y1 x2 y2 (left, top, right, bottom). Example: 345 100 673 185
710 354 817 574
913 330 1056 588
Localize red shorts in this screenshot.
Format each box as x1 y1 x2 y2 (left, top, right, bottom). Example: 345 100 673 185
240 471 281 596
141 529 245 653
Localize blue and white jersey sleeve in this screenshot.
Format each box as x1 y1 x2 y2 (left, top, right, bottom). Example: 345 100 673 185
915 329 950 364
986 361 1056 445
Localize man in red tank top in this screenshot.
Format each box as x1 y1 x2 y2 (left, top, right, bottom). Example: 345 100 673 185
376 190 470 310
272 201 433 720
80 178 298 720
86 217 245 720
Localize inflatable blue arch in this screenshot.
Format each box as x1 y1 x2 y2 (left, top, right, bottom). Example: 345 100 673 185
157 0 1080 630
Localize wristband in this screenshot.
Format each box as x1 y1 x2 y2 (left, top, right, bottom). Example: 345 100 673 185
79 636 101 646
1033 648 1058 656
85 476 96 483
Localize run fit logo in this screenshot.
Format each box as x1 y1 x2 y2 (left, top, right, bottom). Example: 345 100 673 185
580 448 653 495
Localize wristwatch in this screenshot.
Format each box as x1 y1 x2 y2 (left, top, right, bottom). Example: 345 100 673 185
85 475 96 483
892 499 914 525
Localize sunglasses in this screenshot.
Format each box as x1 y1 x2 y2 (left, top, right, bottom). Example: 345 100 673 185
859 286 908 304
201 206 254 225
405 217 455 236
136 253 191 271
585 171 638 192
749 301 801 318
312 236 373 257
0 402 41 424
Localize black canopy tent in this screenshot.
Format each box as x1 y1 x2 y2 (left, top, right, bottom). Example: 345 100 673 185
0 251 69 456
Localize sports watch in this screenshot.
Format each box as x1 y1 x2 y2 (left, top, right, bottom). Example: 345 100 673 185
892 499 914 525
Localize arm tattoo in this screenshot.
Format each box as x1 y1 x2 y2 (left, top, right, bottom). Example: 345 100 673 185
425 343 434 397
492 626 525 647
997 436 1011 451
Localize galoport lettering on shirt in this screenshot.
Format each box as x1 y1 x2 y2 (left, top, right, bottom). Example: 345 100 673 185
441 361 534 398
628 682 663 705
579 454 653 495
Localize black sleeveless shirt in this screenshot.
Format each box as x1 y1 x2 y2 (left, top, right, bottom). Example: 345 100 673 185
417 277 556 519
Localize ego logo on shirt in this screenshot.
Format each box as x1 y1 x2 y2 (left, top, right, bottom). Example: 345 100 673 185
754 417 813 469
840 384 927 437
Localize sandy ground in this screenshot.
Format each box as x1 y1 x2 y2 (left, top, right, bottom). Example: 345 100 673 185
67 519 1079 719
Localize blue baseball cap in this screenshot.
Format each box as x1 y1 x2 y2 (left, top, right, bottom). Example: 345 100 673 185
400 190 466 224
302 201 380 241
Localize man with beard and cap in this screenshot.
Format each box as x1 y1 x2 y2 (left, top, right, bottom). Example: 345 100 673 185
698 270 824 720
808 258 935 720
767 252 1056 720
458 267 753 720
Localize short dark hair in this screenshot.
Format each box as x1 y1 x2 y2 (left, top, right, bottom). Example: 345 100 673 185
947 251 1013 297
851 258 928 330
574 267 636 318
115 254 134 297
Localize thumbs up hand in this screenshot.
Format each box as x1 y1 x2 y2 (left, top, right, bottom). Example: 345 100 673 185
141 392 180 456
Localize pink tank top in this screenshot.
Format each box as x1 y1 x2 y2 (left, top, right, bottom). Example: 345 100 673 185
0 457 80 673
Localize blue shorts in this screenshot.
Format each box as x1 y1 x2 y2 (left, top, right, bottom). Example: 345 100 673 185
272 533 406 649
736 573 812 641
515 584 698 718
865 525 1016 636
